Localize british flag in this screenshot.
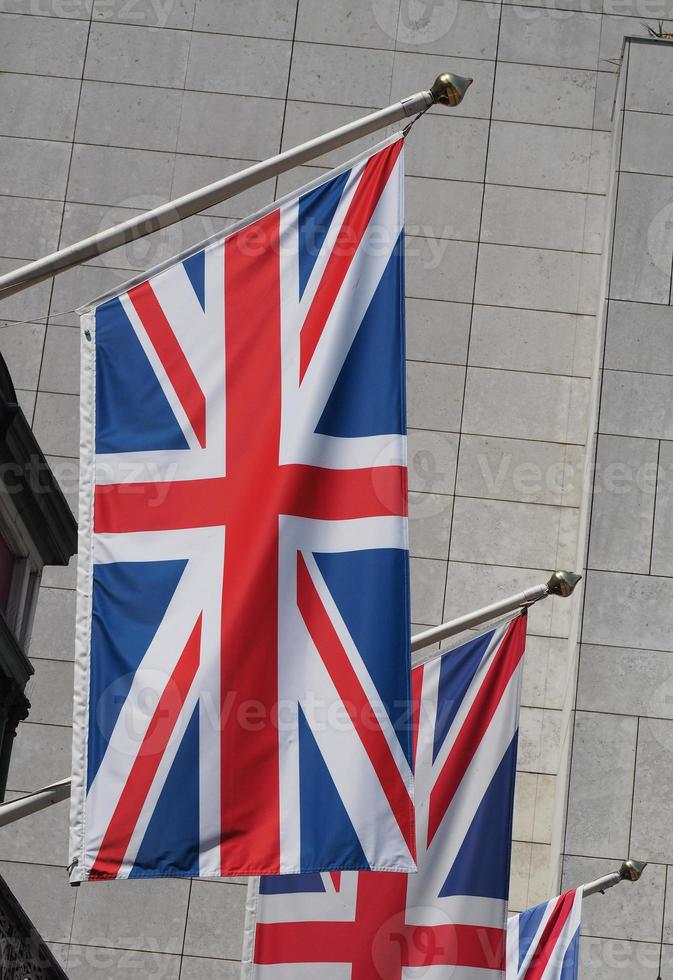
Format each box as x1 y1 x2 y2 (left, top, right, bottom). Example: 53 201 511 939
506 889 582 980
242 613 527 978
69 135 415 881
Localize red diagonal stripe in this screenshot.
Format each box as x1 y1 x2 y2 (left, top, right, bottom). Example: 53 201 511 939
90 616 202 879
299 138 403 382
129 280 207 447
524 892 575 979
427 614 526 847
296 553 415 859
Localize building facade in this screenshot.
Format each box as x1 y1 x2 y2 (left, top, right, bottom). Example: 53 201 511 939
0 0 672 975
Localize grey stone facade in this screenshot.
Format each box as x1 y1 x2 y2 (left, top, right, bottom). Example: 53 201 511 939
0 1 672 976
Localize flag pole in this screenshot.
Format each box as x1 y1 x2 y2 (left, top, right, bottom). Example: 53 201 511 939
0 72 472 302
410 570 582 654
582 859 648 898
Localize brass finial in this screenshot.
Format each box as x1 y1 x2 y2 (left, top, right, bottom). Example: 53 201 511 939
619 859 648 881
430 72 473 107
546 571 582 598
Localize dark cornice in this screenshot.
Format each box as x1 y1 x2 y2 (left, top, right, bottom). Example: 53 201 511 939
0 357 77 568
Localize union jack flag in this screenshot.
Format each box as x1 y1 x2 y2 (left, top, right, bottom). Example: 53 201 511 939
506 889 582 979
70 135 415 881
242 614 527 978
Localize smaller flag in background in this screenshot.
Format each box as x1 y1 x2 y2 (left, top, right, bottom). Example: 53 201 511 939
507 888 582 979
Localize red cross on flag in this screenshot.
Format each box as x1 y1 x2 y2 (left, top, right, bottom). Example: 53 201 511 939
242 614 527 978
70 135 414 881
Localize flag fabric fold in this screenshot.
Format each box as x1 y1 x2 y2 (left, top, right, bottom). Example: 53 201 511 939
70 134 414 881
242 612 528 979
506 889 582 979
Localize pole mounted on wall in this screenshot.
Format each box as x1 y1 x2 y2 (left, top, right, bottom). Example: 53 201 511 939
582 859 648 898
0 73 472 303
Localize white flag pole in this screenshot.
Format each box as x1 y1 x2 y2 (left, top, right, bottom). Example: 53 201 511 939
0 569 580 829
0 72 472 302
410 570 581 654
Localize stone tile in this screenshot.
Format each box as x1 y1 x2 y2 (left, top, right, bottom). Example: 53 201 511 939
494 63 597 130
579 936 662 978
76 80 183 152
475 244 600 315
584 569 673 649
405 177 483 243
406 299 471 365
28 586 76 662
578 642 673 717
72 878 191 953
522 635 572 710
469 306 596 378
0 195 62 260
518 706 562 774
463 367 590 445
631 717 673 863
25 657 74 726
0 861 76 943
409 491 453 560
180 957 241 980
178 90 283 158
85 22 191 88
652 441 673 576
487 121 611 194
0 784 69 865
69 143 174 210
194 0 297 39
65 945 181 979
661 873 673 943
499 6 602 69
0 262 49 324
588 434 658 573
509 840 532 912
50 264 132 325
407 429 459 496
188 32 292 98
626 37 673 113
390 52 495 120
0 135 70 199
604 300 673 374
444 561 574 639
450 496 578 568
598 14 639 71
481 184 604 253
621 108 673 176
39 324 80 395
405 114 489 182
406 237 477 303
526 843 554 906
295 0 397 48
406 361 465 431
563 856 665 941
394 0 501 60
0 320 45 390
565 710 638 858
33 391 79 457
42 554 77 590
92 0 195 29
601 371 673 440
0 11 88 76
610 172 673 303
183 880 246 960
16 388 36 420
0 72 80 140
594 69 619 130
410 556 446 624
456 434 584 507
288 41 392 108
7 721 71 793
